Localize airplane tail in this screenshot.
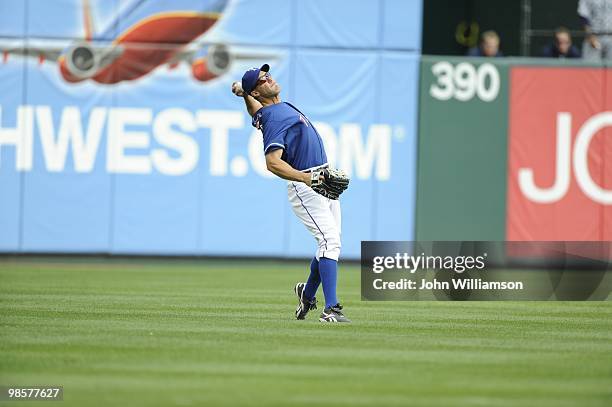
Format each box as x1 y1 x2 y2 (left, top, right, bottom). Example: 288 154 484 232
83 0 95 41
59 0 102 82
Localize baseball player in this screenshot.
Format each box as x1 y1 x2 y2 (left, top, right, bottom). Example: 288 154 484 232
232 64 351 323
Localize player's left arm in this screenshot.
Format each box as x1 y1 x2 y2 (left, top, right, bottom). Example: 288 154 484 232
265 149 311 186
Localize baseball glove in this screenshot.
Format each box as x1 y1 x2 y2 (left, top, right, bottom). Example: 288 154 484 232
310 168 350 200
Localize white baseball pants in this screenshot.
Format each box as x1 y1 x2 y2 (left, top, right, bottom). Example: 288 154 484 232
287 181 341 261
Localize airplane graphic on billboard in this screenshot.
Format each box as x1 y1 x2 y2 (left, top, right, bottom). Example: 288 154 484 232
1 0 273 85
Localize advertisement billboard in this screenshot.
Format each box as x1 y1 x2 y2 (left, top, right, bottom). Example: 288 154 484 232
0 0 423 257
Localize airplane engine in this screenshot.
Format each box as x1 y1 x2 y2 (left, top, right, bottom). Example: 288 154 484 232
63 42 100 80
191 44 232 82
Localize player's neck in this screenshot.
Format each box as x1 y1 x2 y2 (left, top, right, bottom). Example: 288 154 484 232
260 95 282 106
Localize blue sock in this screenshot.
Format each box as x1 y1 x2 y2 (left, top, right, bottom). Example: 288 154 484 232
318 257 338 308
304 257 320 300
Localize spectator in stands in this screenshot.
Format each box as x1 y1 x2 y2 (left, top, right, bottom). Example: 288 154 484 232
578 0 612 60
467 31 504 57
542 27 581 58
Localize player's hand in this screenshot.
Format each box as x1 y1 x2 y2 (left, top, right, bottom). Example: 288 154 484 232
310 168 350 200
587 34 601 50
232 81 244 97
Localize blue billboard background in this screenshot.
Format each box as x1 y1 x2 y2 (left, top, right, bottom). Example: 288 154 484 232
0 0 422 259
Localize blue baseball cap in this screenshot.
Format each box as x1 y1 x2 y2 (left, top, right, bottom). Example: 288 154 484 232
242 64 270 95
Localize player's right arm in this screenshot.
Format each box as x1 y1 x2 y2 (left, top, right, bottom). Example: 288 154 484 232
243 94 263 117
232 81 263 117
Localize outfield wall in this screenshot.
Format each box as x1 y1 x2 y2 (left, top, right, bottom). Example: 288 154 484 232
0 0 423 258
2 2 610 259
416 57 612 241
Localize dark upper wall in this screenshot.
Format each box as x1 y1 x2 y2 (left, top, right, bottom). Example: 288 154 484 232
422 0 583 57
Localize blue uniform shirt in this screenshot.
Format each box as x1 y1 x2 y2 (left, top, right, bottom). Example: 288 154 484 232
252 102 327 171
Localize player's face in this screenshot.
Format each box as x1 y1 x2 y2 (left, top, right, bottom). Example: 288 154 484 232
254 71 281 97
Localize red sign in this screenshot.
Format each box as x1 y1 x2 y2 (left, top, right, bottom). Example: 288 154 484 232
506 67 612 240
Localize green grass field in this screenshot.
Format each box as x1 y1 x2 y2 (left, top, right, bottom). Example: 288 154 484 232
1 257 611 406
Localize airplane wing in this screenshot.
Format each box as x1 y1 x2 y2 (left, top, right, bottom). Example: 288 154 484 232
0 40 64 63
171 42 280 63
0 39 125 81
168 42 281 82
1 37 280 84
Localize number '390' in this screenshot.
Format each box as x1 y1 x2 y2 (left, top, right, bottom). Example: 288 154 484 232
429 61 500 102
